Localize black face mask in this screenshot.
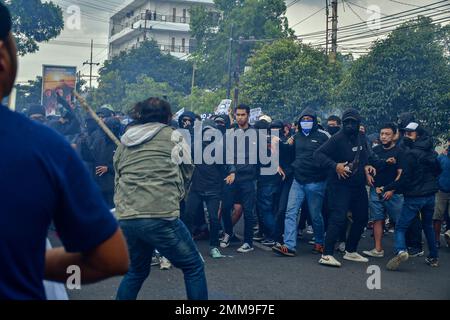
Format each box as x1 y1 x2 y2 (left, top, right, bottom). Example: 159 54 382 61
382 141 393 148
343 120 359 136
403 136 414 148
327 126 340 136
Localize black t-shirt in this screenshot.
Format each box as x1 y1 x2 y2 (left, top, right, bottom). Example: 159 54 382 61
371 144 404 187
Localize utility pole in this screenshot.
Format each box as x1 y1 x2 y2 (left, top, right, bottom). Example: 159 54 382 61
190 63 196 111
325 0 329 55
226 24 234 99
83 39 100 90
330 0 338 63
233 36 243 110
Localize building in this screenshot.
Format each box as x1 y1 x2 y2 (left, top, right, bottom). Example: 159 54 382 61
108 0 215 59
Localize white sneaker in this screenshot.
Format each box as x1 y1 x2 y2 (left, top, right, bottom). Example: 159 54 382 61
220 233 231 248
306 225 314 235
343 251 369 263
319 255 341 267
237 243 254 253
159 256 172 270
444 230 450 248
387 251 409 271
363 248 384 258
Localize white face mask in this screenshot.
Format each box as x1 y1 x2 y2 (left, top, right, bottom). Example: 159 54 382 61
300 121 313 130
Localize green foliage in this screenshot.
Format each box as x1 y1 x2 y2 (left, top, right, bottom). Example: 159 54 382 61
241 39 342 121
14 76 42 112
337 16 450 136
3 0 64 56
190 0 294 88
178 87 227 115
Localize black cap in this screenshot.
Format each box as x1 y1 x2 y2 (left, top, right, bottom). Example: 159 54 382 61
0 2 12 41
342 108 362 122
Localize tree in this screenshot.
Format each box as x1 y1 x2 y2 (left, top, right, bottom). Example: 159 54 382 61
337 17 450 137
14 76 42 113
3 0 64 56
178 87 227 115
241 39 342 121
190 0 294 89
99 40 193 94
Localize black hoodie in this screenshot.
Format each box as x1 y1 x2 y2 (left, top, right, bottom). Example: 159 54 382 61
190 120 236 194
285 107 330 184
314 109 369 187
385 133 441 197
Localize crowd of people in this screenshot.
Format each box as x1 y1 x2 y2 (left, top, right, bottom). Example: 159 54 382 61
1 3 449 300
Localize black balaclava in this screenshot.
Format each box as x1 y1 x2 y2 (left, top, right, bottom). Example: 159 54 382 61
342 108 361 137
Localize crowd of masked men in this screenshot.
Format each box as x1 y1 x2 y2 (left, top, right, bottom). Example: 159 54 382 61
23 98 450 273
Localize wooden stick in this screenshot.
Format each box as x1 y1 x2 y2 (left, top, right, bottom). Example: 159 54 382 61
72 90 121 147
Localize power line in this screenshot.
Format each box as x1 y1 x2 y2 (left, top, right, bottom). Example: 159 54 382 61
291 6 327 28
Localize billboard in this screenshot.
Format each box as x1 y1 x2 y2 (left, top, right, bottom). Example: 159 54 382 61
42 65 77 116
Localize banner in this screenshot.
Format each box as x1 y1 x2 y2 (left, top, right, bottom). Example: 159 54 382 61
42 65 77 116
215 99 232 115
249 107 262 125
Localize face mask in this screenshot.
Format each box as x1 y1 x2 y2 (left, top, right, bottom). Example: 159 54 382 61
343 120 359 136
382 141 393 148
327 126 340 136
300 120 313 136
403 136 414 148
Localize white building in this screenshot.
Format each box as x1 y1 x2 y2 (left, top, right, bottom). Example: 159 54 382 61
108 0 215 59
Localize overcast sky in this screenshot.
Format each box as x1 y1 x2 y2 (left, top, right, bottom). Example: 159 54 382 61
16 0 447 85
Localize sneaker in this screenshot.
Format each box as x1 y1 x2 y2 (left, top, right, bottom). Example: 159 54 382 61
220 233 231 248
210 247 224 259
237 243 254 253
343 251 369 263
363 248 384 258
312 244 324 254
445 230 450 248
253 232 264 242
151 256 160 266
319 255 341 267
261 239 276 247
425 257 439 267
272 243 296 257
306 225 314 235
408 247 424 257
386 251 409 271
337 242 346 253
159 256 172 270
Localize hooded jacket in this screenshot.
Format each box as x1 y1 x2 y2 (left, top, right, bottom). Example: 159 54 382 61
437 153 450 193
177 111 196 129
190 120 235 194
385 133 441 197
287 107 330 184
113 122 194 220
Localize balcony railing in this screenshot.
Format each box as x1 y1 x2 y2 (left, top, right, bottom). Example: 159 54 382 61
111 12 190 36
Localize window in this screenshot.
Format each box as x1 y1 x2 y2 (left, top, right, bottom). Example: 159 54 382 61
171 37 175 51
181 38 185 52
182 9 187 23
172 8 176 22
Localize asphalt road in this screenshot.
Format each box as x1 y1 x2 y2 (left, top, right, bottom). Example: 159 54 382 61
59 224 450 300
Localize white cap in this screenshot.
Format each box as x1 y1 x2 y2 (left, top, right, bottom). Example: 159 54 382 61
404 122 419 132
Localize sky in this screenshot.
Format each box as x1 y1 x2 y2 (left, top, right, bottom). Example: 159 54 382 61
16 0 448 85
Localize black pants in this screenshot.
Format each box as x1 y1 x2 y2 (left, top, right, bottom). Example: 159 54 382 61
298 201 312 230
324 184 368 256
274 176 294 243
185 190 221 248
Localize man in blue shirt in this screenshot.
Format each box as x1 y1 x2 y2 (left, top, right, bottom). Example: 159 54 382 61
0 3 129 300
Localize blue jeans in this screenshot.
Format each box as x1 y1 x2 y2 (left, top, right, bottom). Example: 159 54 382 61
284 180 326 250
369 188 403 223
257 183 279 240
394 195 438 258
116 218 208 300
